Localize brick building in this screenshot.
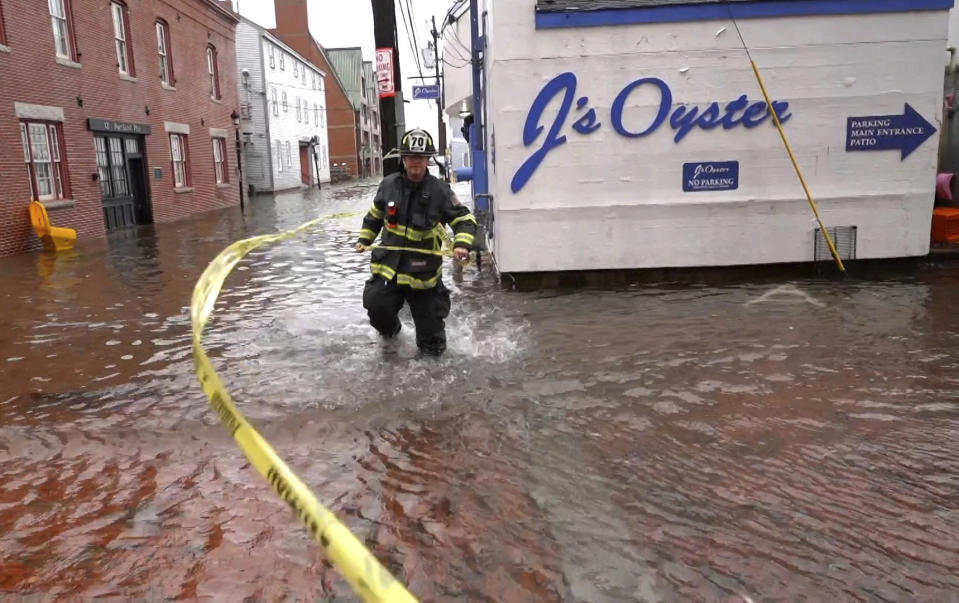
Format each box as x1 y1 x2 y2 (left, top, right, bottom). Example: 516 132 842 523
271 0 361 179
0 0 240 257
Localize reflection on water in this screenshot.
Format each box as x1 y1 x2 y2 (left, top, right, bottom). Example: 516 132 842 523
1 181 958 600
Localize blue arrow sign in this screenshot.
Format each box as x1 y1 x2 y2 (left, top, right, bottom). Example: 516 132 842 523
846 103 936 160
412 84 439 100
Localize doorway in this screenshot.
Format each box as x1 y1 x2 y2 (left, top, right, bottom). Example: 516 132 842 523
95 135 152 230
299 144 311 185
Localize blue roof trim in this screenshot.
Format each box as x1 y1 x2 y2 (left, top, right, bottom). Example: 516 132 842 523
535 0 955 29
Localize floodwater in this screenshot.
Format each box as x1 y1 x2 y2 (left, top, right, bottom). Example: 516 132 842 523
1 181 958 601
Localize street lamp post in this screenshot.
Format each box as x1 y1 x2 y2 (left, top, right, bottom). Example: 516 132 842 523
230 110 245 213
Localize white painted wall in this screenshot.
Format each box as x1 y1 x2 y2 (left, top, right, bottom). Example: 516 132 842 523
236 21 272 192
485 2 950 273
442 11 473 116
949 7 959 50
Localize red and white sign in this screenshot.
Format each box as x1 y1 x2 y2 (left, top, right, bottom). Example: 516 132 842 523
376 47 395 98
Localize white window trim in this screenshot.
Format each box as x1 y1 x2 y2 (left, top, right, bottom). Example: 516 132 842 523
209 128 229 138
212 138 226 184
112 2 129 75
157 21 170 84
49 0 71 59
170 133 188 188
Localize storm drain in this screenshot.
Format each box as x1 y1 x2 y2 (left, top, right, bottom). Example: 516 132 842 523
814 225 857 262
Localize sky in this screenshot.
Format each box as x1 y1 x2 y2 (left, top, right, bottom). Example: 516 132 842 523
235 0 458 147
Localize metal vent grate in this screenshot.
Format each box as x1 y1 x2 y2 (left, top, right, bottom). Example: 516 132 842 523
814 225 857 262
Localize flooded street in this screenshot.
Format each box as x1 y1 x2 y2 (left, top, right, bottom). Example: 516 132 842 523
1 181 958 601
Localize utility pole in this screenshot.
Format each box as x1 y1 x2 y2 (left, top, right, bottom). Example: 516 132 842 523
431 15 447 157
371 0 404 175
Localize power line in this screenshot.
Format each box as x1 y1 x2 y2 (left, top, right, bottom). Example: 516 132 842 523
404 0 424 77
396 0 421 78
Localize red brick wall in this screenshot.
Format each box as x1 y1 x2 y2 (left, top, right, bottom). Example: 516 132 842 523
0 0 240 257
269 1 359 178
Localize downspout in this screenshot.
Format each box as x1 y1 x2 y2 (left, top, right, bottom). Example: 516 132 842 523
470 0 491 251
260 32 275 193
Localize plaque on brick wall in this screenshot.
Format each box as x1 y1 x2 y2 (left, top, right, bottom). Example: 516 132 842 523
153 168 163 180
88 118 152 135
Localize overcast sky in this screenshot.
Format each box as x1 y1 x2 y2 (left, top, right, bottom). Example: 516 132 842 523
235 0 457 147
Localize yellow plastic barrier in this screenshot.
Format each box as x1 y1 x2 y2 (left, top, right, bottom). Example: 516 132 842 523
29 201 77 252
192 209 471 603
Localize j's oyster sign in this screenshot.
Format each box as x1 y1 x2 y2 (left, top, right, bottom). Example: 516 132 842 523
511 72 791 194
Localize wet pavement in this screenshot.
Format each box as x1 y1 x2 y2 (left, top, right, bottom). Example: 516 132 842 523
1 180 958 601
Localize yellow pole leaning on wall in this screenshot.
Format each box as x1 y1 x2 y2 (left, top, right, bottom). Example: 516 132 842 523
726 5 846 274
749 61 846 274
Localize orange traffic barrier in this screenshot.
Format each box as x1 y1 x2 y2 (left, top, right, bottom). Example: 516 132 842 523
29 201 76 252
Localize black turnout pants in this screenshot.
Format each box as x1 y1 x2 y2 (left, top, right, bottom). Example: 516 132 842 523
363 277 451 355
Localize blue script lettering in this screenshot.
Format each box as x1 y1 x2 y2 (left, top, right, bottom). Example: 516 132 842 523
511 72 793 193
610 78 672 138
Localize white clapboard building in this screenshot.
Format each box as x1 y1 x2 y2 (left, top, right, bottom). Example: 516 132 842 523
235 16 330 193
444 0 953 273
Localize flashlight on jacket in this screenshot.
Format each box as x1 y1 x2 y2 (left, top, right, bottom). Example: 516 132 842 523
387 201 398 229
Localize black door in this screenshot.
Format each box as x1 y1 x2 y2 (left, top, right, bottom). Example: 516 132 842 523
96 135 151 230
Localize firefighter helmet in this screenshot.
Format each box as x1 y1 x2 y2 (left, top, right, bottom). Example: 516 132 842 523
400 128 436 156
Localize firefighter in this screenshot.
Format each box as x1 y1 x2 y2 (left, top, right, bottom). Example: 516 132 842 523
355 128 477 356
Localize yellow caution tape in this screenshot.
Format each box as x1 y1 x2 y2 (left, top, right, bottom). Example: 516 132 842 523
190 210 418 603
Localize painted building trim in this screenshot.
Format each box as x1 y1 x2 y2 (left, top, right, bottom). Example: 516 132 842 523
535 0 955 29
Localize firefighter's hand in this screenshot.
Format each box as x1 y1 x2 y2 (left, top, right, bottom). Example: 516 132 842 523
355 243 367 253
454 247 470 263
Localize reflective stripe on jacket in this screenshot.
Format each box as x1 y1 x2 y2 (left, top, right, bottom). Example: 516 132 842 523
357 173 477 289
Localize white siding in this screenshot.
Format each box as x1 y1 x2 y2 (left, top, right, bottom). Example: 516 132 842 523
485 2 949 272
233 20 331 192
235 20 272 191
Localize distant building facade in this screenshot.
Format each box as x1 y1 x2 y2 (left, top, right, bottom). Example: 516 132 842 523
272 0 360 179
235 16 330 193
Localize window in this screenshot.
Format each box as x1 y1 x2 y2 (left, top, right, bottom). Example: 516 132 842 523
49 0 76 60
321 109 325 128
0 0 7 45
271 87 278 116
311 73 315 90
301 67 306 86
275 141 283 172
111 2 134 76
321 144 327 169
156 20 174 85
94 137 112 196
212 138 228 184
268 44 275 69
169 133 190 187
282 91 288 112
279 52 285 70
293 61 298 77
21 121 68 201
296 97 301 122
206 45 220 99
314 103 319 127
285 141 292 168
